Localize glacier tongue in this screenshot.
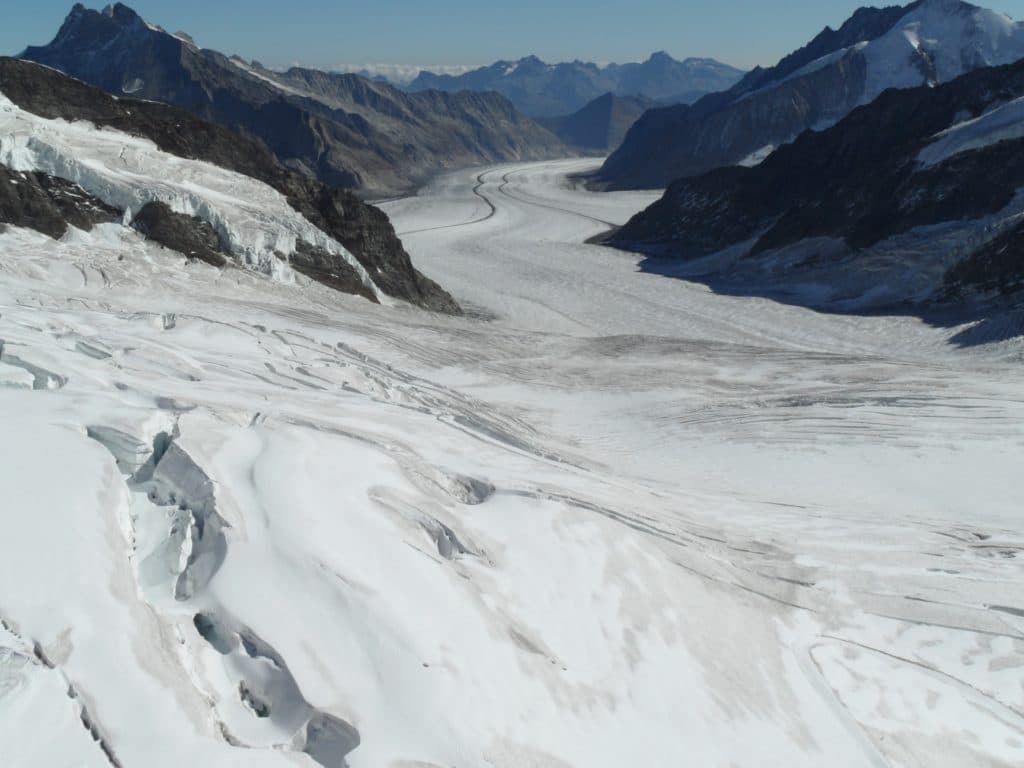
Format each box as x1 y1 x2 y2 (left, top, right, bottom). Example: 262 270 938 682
0 92 378 297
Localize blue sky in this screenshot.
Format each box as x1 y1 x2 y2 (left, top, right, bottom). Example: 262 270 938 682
6 1 1024 71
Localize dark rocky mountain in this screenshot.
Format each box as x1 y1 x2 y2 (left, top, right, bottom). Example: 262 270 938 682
607 57 1024 325
0 57 459 313
20 3 567 197
597 0 1024 189
0 165 121 240
539 93 656 152
407 53 744 118
131 202 230 268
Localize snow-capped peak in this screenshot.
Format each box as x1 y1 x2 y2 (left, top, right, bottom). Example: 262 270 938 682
752 0 1024 106
858 0 1024 101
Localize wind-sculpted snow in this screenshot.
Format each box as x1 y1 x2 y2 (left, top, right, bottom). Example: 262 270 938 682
0 92 377 297
0 160 1022 767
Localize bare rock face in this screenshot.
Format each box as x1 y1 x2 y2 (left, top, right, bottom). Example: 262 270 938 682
292 186 461 315
0 165 121 238
0 57 460 313
131 202 228 267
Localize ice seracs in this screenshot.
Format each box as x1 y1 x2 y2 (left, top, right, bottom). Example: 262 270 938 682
0 90 378 296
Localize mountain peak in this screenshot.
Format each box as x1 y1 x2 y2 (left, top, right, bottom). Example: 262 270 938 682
914 0 976 9
100 3 144 24
55 2 149 37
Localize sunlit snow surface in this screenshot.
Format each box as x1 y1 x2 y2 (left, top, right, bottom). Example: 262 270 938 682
1 159 1022 768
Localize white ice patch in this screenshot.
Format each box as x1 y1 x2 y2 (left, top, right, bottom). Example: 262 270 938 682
0 90 378 297
121 77 145 94
918 94 1024 167
227 58 307 97
766 41 870 92
738 144 776 167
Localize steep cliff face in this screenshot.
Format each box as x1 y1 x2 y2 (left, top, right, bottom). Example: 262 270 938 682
0 57 459 313
609 57 1024 314
598 0 1024 190
20 3 566 198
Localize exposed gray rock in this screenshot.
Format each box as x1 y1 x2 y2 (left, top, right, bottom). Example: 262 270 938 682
0 164 121 239
20 3 566 198
131 202 228 267
290 240 376 304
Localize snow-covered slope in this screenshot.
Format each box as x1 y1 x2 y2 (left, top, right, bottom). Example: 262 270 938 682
918 94 1024 165
0 91 378 296
1 159 1022 768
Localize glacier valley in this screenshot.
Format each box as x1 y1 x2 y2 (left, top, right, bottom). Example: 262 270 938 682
0 158 1022 768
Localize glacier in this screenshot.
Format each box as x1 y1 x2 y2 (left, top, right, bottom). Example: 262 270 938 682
0 157 1021 768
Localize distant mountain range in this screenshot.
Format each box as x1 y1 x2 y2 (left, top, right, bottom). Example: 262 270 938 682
539 93 656 152
598 0 1024 189
20 3 568 196
608 54 1024 328
406 53 745 117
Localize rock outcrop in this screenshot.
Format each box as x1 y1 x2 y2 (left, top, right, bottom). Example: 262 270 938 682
0 165 120 239
609 57 1024 316
131 202 229 267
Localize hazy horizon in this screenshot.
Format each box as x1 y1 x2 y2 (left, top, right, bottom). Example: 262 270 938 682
6 0 1024 76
